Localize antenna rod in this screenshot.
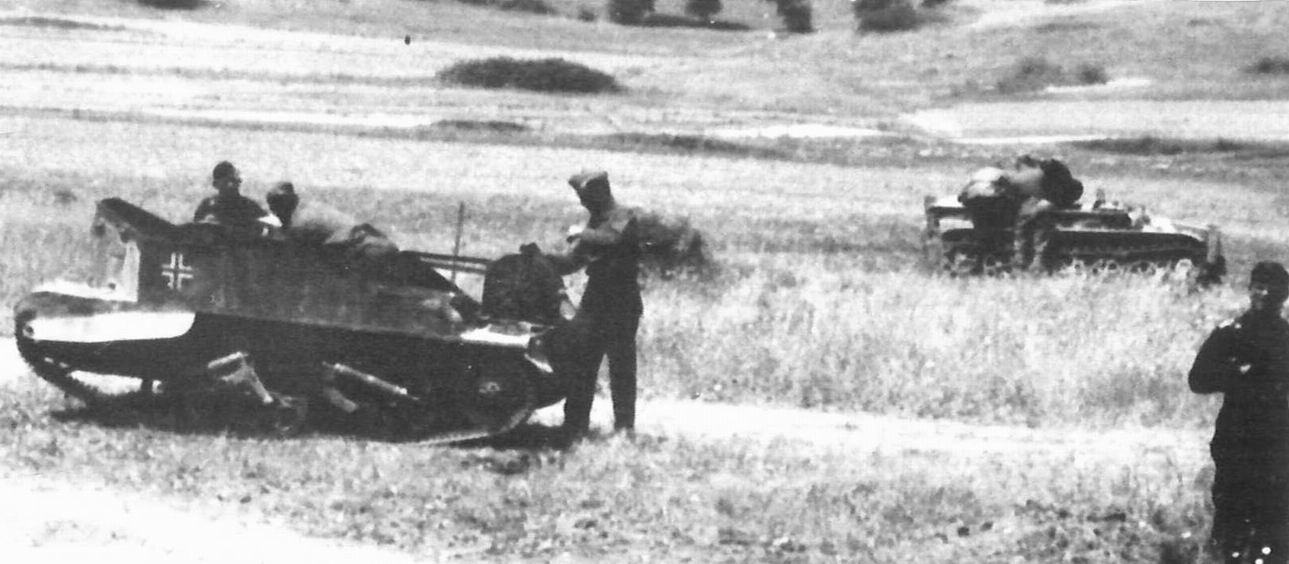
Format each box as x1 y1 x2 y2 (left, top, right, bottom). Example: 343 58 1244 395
451 201 466 284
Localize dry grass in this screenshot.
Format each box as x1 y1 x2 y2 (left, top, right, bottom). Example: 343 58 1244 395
0 381 1211 562
2 116 1284 432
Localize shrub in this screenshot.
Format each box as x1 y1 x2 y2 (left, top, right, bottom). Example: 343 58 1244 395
993 58 1110 93
1248 56 1289 75
577 5 598 20
635 211 714 279
639 13 750 30
853 0 919 32
137 0 205 8
456 0 556 13
1074 62 1108 85
437 57 622 94
607 0 652 24
773 0 814 33
995 56 1064 93
685 0 723 20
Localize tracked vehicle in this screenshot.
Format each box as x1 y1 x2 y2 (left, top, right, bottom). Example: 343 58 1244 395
922 194 1226 281
14 198 575 443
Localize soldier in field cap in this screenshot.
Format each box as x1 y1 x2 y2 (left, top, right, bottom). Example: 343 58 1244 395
1190 261 1289 563
193 160 270 236
548 169 642 443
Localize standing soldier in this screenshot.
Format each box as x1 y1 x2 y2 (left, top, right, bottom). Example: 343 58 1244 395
1190 261 1289 563
193 161 271 236
549 169 642 443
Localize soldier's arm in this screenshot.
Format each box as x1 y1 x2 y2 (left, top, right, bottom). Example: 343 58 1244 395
1188 325 1242 394
193 199 212 222
573 213 631 246
546 252 587 275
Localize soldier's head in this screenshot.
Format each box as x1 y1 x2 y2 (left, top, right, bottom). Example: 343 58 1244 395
568 169 613 213
1249 261 1289 313
211 161 242 196
265 181 300 227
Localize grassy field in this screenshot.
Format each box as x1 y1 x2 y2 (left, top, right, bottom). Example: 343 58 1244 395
4 0 1289 561
1 382 1212 563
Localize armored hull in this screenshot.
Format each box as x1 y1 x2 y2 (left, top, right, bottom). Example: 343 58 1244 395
922 195 1225 280
15 198 573 443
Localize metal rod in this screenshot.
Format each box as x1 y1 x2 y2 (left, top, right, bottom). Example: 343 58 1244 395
327 362 419 402
451 201 466 285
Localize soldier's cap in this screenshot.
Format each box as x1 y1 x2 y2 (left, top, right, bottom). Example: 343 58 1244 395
1251 261 1289 291
567 169 610 194
265 181 299 210
267 181 295 199
212 160 238 181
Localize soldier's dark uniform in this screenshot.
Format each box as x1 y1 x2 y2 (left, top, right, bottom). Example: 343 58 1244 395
550 170 642 439
193 161 269 236
1190 261 1289 563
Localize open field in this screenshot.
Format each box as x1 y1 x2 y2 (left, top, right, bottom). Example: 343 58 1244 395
4 0 1289 561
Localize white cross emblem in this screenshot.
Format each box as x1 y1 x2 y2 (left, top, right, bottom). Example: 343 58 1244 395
162 252 194 290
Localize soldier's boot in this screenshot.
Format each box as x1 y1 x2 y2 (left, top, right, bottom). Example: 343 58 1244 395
560 369 597 447
608 342 637 433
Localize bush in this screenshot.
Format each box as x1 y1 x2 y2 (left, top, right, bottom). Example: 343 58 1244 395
685 0 723 20
607 0 653 24
577 5 598 20
993 58 1110 93
437 57 622 94
137 0 205 8
1074 62 1108 85
1248 56 1289 75
772 0 813 33
853 0 919 32
457 0 557 14
994 56 1063 93
639 13 750 30
635 211 714 279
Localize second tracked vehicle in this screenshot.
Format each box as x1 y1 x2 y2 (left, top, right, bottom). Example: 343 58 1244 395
922 193 1226 281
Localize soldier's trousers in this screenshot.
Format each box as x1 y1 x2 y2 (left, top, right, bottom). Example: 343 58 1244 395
562 313 640 436
1014 198 1056 271
1209 442 1289 563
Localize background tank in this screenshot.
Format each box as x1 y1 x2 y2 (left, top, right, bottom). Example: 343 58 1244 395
922 194 1226 282
14 198 576 443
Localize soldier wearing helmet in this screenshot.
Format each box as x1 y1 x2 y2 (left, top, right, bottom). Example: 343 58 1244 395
193 161 271 235
548 169 642 443
1190 261 1289 562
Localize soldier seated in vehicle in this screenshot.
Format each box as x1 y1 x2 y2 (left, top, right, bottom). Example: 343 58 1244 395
264 182 399 276
193 161 273 238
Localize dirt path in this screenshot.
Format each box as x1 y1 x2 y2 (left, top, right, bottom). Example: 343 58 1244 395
0 474 433 564
965 0 1154 31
